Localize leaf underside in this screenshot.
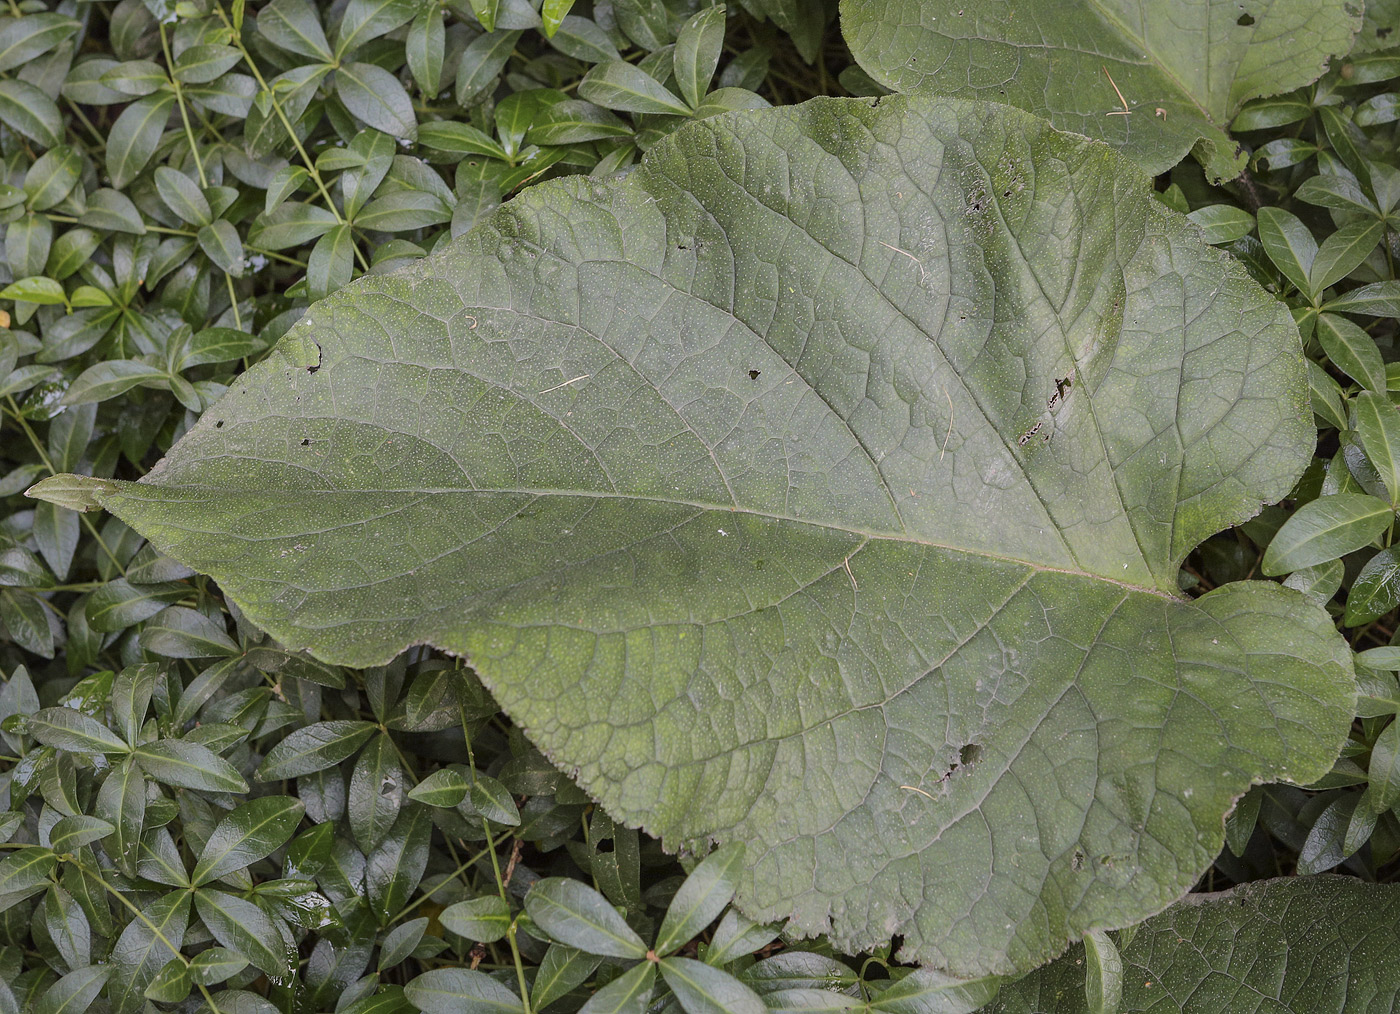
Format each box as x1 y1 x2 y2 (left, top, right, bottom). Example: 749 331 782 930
839 0 1361 179
980 876 1400 1013
36 95 1355 977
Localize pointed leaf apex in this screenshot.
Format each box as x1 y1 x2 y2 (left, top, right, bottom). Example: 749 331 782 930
26 474 117 512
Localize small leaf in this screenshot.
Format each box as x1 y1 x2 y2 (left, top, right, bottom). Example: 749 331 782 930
107 94 177 190
49 815 116 852
1354 394 1400 510
1370 720 1400 812
62 361 169 406
463 773 519 826
655 843 744 956
541 0 576 37
0 79 63 148
256 720 378 780
660 957 765 1014
674 6 725 109
1262 493 1393 574
380 918 429 971
140 606 240 658
194 888 291 977
155 167 213 227
337 62 417 140
532 944 601 1010
1323 280 1400 317
405 968 522 1014
349 733 403 851
2 276 66 305
440 896 511 943
867 967 1000 1014
704 910 780 966
29 708 131 754
1185 204 1255 245
258 0 333 60
134 740 250 792
35 965 112 1014
199 221 246 277
579 61 691 115
1296 793 1358 873
525 878 648 958
1309 218 1385 294
0 847 57 897
406 767 470 807
577 962 655 1014
143 959 190 1003
1082 930 1121 1014
193 796 305 886
1257 206 1318 299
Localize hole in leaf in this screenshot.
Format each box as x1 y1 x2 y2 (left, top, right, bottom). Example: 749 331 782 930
215 420 223 428
749 369 761 380
301 439 310 446
959 743 982 766
1237 11 1254 24
595 838 615 854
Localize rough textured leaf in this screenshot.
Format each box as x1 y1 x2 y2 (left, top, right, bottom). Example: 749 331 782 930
977 877 1400 1013
30 96 1354 978
841 0 1360 179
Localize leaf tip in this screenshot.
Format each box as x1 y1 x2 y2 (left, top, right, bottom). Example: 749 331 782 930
25 474 117 512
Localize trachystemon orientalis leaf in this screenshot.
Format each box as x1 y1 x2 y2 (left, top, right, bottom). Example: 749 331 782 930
978 876 1400 1012
30 96 1355 977
840 0 1362 180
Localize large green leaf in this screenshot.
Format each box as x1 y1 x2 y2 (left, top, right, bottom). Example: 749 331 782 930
840 0 1361 179
29 96 1353 977
977 877 1400 1013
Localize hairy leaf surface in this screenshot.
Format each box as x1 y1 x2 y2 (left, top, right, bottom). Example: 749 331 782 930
840 0 1361 179
978 877 1400 1012
29 96 1354 976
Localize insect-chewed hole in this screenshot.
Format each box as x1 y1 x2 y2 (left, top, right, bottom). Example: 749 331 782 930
1237 11 1255 24
595 838 615 854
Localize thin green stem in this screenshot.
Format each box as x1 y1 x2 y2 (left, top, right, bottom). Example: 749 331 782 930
3 396 125 575
160 23 209 188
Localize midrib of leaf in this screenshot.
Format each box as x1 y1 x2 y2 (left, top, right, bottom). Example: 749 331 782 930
1082 0 1219 122
104 481 1182 601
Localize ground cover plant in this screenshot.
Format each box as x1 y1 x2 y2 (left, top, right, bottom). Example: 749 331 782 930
3 1 1400 1012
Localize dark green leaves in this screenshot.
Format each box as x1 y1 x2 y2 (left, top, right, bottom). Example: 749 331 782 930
526 879 648 959
405 969 522 1014
193 797 305 886
256 720 378 779
654 844 743 956
1263 493 1393 574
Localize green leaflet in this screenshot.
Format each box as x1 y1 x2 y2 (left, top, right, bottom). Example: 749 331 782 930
30 96 1355 977
978 877 1400 1013
840 0 1360 179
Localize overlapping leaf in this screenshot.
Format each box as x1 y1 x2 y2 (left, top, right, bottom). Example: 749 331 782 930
30 96 1355 977
979 877 1400 1012
840 0 1362 179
